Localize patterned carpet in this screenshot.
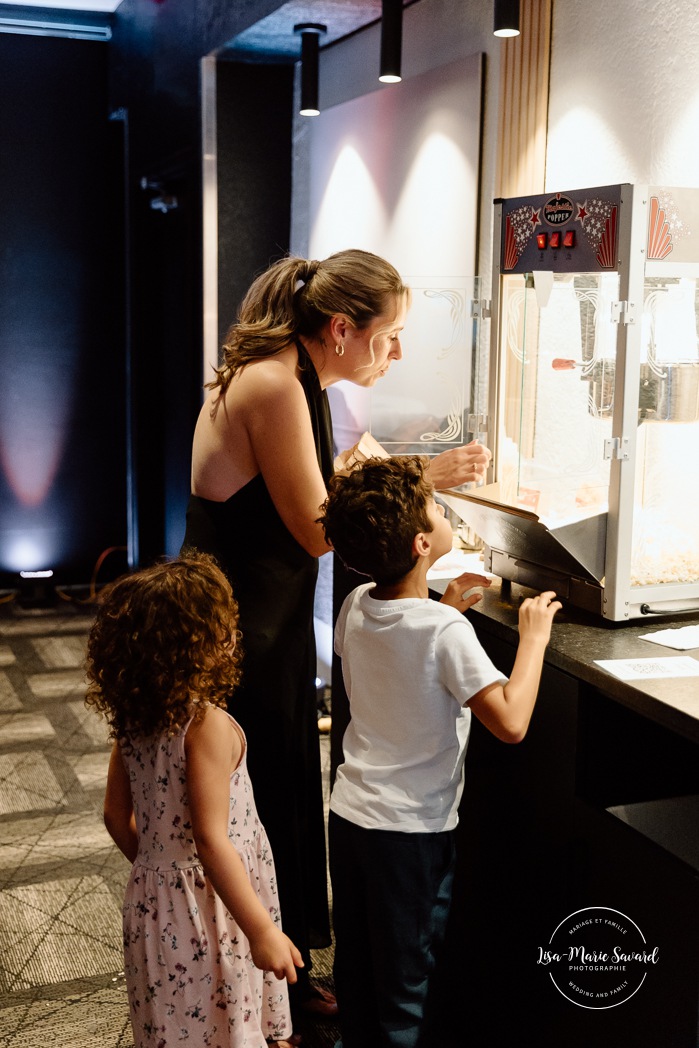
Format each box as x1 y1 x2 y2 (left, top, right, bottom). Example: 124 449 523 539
0 600 339 1048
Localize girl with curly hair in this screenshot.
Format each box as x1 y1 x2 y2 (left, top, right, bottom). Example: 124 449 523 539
86 552 302 1048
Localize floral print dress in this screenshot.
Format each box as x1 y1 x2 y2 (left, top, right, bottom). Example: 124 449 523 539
120 713 293 1047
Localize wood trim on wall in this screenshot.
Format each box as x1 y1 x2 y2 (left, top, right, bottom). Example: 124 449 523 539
494 0 553 457
495 0 553 199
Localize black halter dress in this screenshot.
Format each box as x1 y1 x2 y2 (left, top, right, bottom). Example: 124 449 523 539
182 341 334 963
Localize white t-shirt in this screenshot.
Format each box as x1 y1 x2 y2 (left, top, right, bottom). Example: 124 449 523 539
330 583 508 833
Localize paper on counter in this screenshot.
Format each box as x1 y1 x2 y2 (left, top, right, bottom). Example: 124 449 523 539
639 625 699 650
594 656 699 681
427 549 492 581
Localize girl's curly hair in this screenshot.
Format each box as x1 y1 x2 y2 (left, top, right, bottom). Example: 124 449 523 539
318 455 434 585
85 552 242 740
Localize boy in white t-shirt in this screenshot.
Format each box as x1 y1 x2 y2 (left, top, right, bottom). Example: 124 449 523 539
318 455 561 1048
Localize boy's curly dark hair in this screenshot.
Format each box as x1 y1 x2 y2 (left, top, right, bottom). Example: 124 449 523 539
318 455 434 585
85 552 242 740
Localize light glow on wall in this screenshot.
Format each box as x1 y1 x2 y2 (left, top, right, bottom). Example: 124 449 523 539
390 131 474 272
3 533 55 573
547 0 699 191
309 56 480 276
665 91 699 187
0 359 72 507
0 340 75 575
307 55 482 443
312 145 387 256
546 104 632 191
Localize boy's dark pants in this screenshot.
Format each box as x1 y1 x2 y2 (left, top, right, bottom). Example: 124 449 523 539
329 811 456 1048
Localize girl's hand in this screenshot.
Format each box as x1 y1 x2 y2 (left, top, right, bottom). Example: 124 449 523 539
250 924 304 983
425 440 492 490
440 572 491 611
518 591 562 642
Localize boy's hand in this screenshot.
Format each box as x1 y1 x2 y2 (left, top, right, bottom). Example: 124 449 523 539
518 591 562 642
250 925 305 982
440 572 491 611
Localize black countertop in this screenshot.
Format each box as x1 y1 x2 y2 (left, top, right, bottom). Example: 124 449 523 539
465 578 699 745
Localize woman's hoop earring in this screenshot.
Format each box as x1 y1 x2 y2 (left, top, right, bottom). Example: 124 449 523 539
335 343 345 357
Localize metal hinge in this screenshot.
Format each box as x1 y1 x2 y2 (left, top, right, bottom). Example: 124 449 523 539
603 436 630 460
471 299 492 320
467 413 489 432
610 300 637 325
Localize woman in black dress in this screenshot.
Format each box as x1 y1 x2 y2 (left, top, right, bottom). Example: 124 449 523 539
182 249 491 1017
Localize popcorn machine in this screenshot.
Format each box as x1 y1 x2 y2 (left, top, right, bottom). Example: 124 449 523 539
446 184 699 621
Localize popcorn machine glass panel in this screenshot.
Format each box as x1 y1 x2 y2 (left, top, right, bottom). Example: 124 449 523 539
631 276 699 588
369 276 484 457
498 271 617 526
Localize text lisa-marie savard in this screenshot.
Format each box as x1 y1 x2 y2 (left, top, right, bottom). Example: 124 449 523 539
537 945 659 968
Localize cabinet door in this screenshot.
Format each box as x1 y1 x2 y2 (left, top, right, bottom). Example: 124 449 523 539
438 626 699 1048
438 643 580 1046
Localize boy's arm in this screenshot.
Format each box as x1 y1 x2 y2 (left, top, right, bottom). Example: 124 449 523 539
104 742 138 862
468 591 561 744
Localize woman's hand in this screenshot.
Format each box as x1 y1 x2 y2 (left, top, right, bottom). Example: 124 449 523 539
440 572 491 611
425 440 491 490
250 923 304 982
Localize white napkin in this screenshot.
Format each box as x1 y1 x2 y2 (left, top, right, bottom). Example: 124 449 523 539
595 656 699 680
639 625 699 651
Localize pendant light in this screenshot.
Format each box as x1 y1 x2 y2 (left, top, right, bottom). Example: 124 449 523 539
379 0 403 83
294 22 327 116
494 0 520 37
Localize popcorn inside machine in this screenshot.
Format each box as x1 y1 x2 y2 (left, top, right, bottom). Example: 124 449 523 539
444 184 699 621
